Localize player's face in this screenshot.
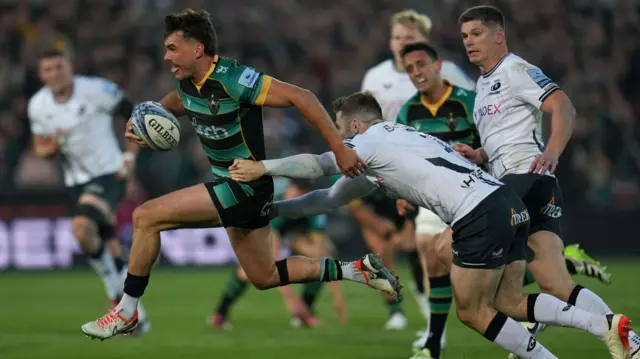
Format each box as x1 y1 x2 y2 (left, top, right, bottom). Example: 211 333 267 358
390 23 426 62
164 31 199 80
335 112 356 138
461 20 505 66
403 51 442 93
38 56 73 93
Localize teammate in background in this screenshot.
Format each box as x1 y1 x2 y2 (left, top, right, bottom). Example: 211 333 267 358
360 9 475 331
456 6 636 359
209 179 347 329
395 42 478 357
28 48 151 334
81 8 399 340
228 91 630 359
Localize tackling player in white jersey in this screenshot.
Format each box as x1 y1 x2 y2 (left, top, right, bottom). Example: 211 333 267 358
360 8 475 332
455 6 636 359
229 91 631 359
28 48 150 334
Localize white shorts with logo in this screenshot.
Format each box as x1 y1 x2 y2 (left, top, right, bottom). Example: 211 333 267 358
415 208 448 236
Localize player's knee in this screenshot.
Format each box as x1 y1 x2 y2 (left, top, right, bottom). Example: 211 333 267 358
249 271 279 291
72 216 96 242
132 202 157 230
455 305 481 328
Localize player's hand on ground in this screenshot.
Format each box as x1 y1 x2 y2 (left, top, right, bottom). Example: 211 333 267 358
396 199 415 216
529 150 558 175
229 159 266 182
334 145 366 178
125 119 148 147
453 144 484 164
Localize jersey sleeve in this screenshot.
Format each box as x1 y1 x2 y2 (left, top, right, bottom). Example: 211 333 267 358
88 77 125 113
230 64 273 106
27 96 48 136
506 63 559 109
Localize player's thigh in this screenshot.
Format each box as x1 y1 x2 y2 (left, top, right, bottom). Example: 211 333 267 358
450 264 503 324
436 227 454 270
134 183 222 231
227 226 276 288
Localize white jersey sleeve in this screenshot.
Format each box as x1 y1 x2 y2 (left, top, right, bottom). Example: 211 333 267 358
343 132 379 165
83 77 125 113
27 92 50 136
506 64 559 109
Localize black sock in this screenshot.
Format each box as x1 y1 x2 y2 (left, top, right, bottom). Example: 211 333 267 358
424 275 453 359
215 270 249 318
301 281 323 313
406 250 425 294
565 258 578 275
124 272 150 298
114 257 126 273
88 243 105 259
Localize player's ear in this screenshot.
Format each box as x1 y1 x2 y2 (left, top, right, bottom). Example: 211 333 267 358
435 59 443 73
494 28 506 45
194 43 204 59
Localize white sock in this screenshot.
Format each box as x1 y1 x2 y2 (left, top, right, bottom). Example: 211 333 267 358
532 293 607 338
88 247 121 301
490 314 558 358
116 293 139 319
115 262 148 322
573 286 613 315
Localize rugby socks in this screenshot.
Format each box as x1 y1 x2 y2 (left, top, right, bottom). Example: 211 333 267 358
406 250 425 294
386 298 403 315
87 244 121 302
528 293 607 338
301 281 324 313
485 311 558 358
215 270 249 318
120 273 149 318
118 293 139 319
320 257 344 282
522 270 537 287
424 275 453 358
569 285 612 315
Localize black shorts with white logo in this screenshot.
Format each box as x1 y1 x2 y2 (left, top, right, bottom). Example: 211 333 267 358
68 173 126 214
499 173 563 237
205 176 274 230
451 186 530 269
362 189 418 231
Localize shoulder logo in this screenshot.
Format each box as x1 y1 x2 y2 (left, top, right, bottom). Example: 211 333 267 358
215 65 228 74
208 94 220 114
238 67 259 88
526 68 553 89
455 88 468 97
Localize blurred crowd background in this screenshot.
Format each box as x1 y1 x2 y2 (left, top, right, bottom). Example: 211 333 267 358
1 0 640 211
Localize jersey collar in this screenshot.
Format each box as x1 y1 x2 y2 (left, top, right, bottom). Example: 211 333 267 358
420 81 453 116
481 52 511 78
192 55 219 92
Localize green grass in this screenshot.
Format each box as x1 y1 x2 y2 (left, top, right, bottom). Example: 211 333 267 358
0 261 637 359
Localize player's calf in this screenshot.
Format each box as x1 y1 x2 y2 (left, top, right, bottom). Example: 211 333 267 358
526 230 576 301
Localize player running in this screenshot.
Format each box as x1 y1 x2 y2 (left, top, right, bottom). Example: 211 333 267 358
455 5 635 358
209 179 347 329
228 91 631 359
28 48 151 335
361 9 476 331
80 8 399 341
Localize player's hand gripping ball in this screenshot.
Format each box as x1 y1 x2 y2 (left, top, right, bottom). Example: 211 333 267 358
130 101 180 151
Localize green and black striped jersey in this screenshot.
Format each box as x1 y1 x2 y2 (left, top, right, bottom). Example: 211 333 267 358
176 55 273 190
397 82 480 149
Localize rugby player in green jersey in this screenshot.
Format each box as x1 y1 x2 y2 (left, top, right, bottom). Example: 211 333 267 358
81 8 400 340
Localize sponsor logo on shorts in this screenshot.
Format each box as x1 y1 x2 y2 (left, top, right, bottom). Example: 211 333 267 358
510 208 530 226
492 248 504 259
84 184 104 195
540 196 562 218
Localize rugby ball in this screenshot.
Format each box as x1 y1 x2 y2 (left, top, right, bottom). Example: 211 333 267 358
131 101 180 151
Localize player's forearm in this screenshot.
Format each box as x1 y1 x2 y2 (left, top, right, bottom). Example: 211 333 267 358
263 152 340 179
34 138 61 159
479 148 489 163
292 90 343 150
545 102 575 157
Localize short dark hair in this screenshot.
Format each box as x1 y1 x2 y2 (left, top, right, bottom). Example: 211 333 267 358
164 8 217 56
401 42 439 60
332 92 383 122
458 5 506 30
38 48 70 62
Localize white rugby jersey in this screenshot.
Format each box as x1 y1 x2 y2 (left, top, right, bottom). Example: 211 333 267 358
345 122 501 225
28 76 125 187
473 53 559 179
361 59 475 123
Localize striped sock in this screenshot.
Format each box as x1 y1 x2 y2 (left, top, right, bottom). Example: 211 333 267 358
424 275 453 358
320 257 343 282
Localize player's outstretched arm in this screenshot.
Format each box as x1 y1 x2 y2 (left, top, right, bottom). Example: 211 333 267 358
261 79 366 177
229 151 341 182
531 90 575 174
273 176 376 219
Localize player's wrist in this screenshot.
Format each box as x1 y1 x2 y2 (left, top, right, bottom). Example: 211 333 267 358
122 151 136 162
